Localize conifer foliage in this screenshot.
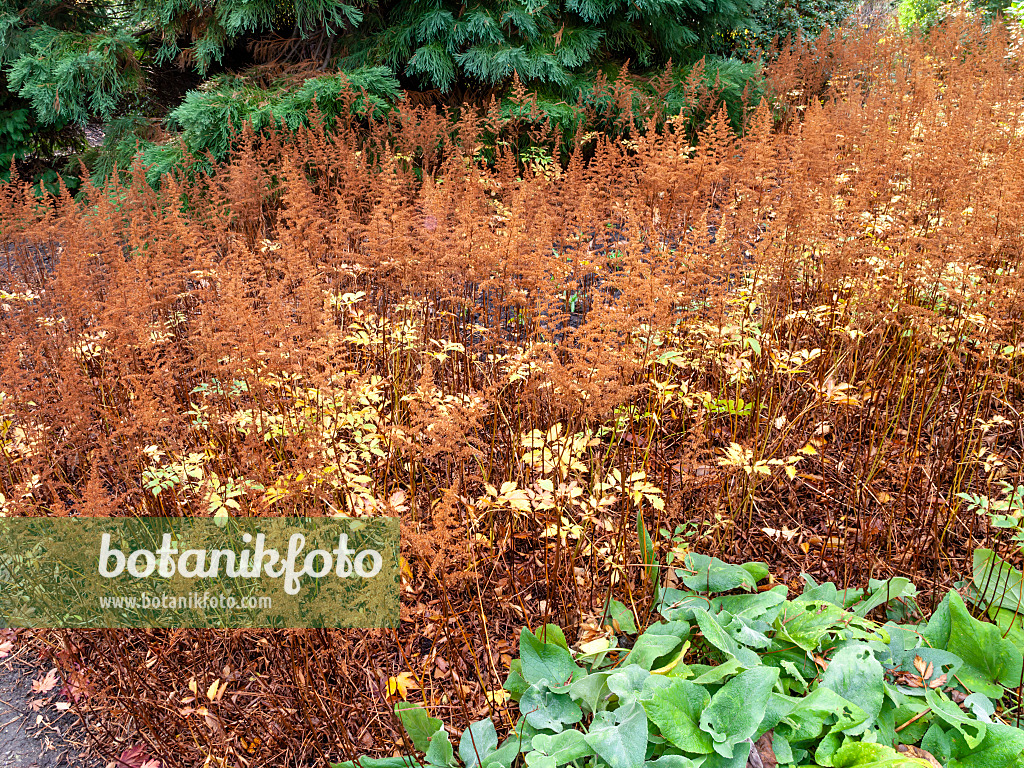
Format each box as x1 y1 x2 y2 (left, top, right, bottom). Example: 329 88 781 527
344 0 759 96
0 0 769 185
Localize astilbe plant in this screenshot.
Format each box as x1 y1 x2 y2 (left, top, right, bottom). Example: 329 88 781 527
1 14 1024 766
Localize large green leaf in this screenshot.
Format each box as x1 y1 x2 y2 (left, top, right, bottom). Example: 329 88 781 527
921 593 952 649
642 678 715 754
569 671 611 715
692 609 761 666
482 735 527 768
832 742 932 767
644 756 698 768
722 612 772 649
701 742 752 768
990 607 1024 655
624 632 684 670
607 665 652 699
424 726 455 767
819 643 884 735
925 686 987 751
778 686 868 742
970 549 1024 613
921 722 953 766
583 699 649 768
520 683 583 733
682 553 757 593
519 627 583 687
331 757 417 768
945 591 1023 697
776 600 847 652
690 658 747 686
459 719 499 768
528 730 594 766
711 587 787 621
853 578 913 618
700 665 780 757
948 720 1024 768
395 703 443 752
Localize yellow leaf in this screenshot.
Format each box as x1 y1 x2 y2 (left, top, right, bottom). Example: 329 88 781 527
485 688 511 705
399 556 413 582
798 444 817 456
207 679 220 701
387 671 419 700
651 641 691 675
188 678 198 696
578 638 611 656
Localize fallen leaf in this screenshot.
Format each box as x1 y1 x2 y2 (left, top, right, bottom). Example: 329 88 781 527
0 640 13 658
762 526 799 541
31 668 59 694
896 745 942 767
484 688 511 705
116 744 148 768
750 730 777 768
386 671 419 700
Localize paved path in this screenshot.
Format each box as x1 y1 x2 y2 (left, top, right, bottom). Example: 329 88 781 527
0 654 96 768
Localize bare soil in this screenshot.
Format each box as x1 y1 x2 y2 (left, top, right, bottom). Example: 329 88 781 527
0 656 96 768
